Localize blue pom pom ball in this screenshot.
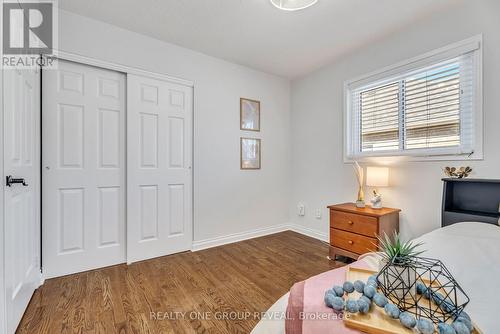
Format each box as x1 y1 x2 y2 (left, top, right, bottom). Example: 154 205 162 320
455 315 474 332
399 312 416 329
353 280 365 293
373 293 388 307
383 303 400 319
363 285 376 299
332 285 344 297
343 281 355 294
324 293 336 308
357 299 369 314
345 299 359 313
324 290 335 306
432 292 445 306
416 281 427 295
416 318 435 334
366 274 378 287
458 311 471 321
455 316 473 331
423 288 431 300
359 295 371 306
453 321 471 334
331 296 344 311
438 322 457 334
441 300 454 313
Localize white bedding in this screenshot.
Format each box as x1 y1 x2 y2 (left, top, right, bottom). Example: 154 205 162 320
414 222 500 334
252 222 500 334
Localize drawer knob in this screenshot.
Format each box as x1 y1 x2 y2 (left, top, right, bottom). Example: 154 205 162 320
348 240 354 245
348 220 354 225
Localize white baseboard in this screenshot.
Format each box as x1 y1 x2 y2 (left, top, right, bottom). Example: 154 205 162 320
192 224 291 251
191 223 327 252
288 224 329 242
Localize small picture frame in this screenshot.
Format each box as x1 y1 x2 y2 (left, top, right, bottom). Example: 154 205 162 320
240 98 260 132
240 138 261 170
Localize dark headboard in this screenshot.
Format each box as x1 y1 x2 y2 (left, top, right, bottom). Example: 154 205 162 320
442 178 500 227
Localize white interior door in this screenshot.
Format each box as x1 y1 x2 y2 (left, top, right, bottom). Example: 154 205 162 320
42 60 126 278
127 74 193 263
3 67 41 334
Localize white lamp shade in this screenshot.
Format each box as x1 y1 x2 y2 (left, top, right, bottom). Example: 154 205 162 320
366 167 389 187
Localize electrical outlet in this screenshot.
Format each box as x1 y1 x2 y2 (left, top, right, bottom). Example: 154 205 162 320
297 203 305 216
315 209 322 219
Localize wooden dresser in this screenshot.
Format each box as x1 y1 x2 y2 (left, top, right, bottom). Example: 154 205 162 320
328 203 400 260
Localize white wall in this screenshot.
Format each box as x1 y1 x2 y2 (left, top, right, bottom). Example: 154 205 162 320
57 10 291 242
290 0 500 241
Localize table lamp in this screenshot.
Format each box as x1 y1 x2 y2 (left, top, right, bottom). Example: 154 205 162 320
366 167 389 209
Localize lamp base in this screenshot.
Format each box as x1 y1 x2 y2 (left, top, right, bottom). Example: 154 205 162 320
370 191 383 209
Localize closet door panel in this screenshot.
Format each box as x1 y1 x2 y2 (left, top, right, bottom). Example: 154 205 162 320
127 74 193 263
42 60 126 278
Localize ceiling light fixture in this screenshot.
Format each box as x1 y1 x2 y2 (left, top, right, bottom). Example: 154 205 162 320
270 0 318 11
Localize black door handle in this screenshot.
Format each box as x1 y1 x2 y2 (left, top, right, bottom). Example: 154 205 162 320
5 175 28 187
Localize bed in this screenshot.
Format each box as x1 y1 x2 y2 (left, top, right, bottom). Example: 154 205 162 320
252 179 500 334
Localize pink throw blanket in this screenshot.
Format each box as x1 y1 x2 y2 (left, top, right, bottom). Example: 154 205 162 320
285 260 370 334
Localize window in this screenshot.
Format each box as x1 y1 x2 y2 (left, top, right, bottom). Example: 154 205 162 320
345 36 482 160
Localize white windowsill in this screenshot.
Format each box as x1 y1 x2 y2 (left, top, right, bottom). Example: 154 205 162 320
343 150 483 164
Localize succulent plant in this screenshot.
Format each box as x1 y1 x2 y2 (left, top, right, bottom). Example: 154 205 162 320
444 166 472 179
377 231 425 265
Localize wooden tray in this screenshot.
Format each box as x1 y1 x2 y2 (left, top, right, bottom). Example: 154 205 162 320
344 267 482 334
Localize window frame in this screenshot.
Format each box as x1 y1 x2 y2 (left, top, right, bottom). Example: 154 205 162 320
344 35 483 162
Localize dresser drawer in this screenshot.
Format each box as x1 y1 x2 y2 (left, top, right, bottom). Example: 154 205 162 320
330 228 378 255
330 210 378 238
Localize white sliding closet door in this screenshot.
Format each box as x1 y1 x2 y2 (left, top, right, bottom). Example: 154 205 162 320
127 74 193 263
42 60 126 278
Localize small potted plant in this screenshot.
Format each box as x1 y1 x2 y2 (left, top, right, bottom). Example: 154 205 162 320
377 232 424 299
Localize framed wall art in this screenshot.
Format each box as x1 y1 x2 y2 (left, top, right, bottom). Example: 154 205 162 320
240 98 260 132
240 137 261 170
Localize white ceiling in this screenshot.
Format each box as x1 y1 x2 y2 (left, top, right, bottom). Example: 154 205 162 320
59 0 461 79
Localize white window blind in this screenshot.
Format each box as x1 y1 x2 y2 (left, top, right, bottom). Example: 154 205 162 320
346 38 481 159
359 82 400 152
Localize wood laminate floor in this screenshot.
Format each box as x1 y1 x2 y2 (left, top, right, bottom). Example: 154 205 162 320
17 231 346 334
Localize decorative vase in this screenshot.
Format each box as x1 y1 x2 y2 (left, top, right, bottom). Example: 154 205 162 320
356 186 365 208
379 260 417 300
